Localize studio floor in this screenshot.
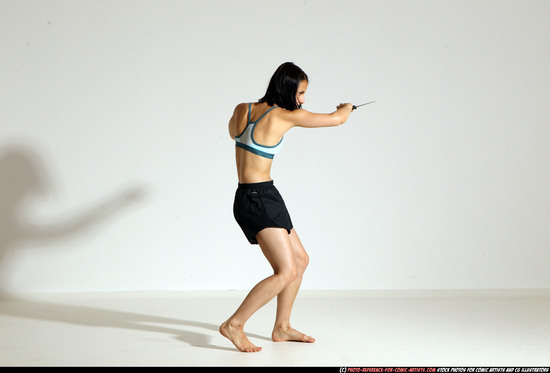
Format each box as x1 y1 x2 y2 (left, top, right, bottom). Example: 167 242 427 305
0 289 549 367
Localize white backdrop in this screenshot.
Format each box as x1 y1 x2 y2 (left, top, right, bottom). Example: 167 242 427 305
1 0 549 293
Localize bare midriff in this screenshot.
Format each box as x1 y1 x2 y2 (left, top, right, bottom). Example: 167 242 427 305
235 147 274 184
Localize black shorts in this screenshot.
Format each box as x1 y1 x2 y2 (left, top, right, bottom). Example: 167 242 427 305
233 180 293 245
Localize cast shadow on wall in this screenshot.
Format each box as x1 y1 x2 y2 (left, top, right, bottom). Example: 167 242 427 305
0 143 145 292
0 144 256 352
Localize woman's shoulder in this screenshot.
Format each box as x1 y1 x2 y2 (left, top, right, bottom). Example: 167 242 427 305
231 102 250 118
233 102 249 111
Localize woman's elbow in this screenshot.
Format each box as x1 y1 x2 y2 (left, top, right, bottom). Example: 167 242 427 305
331 113 347 126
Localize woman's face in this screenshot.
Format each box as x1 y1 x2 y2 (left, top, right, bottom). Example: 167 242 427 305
296 80 308 108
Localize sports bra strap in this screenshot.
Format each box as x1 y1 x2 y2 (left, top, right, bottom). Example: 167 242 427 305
247 103 279 124
236 103 284 159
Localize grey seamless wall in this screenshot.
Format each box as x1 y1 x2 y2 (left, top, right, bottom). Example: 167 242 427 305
1 0 549 292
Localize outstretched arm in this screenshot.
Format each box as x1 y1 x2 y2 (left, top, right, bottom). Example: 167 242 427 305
280 103 353 129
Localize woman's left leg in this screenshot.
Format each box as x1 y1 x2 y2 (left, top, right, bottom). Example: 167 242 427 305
271 228 315 343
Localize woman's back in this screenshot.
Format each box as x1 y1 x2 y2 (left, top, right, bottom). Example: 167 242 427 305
230 102 289 183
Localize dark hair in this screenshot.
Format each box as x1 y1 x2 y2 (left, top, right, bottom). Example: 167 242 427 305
258 62 308 111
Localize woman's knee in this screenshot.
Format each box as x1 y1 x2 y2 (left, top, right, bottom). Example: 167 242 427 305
296 251 309 275
302 252 310 269
276 266 298 285
289 229 309 273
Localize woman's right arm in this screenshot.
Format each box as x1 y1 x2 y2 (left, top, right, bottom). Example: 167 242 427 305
228 103 247 139
281 103 353 129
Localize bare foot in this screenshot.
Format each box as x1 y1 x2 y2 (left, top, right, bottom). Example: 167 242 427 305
220 320 262 352
272 325 315 343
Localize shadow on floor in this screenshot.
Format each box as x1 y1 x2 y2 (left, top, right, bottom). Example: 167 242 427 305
0 294 270 352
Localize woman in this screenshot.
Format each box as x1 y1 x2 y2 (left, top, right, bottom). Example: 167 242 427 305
220 62 353 352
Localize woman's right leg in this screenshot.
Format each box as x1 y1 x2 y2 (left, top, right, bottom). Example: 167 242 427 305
220 227 297 352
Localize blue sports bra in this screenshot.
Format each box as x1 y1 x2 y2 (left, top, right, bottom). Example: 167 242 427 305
235 103 283 159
